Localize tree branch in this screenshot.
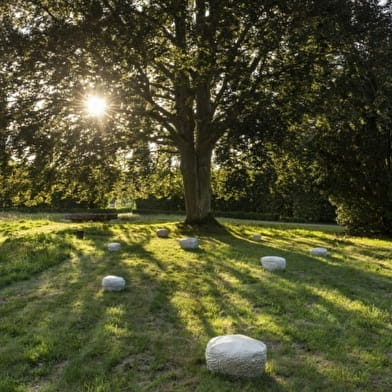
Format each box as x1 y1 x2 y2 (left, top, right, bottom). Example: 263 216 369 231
211 22 253 111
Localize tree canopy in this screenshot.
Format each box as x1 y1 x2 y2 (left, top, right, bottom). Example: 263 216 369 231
1 0 391 233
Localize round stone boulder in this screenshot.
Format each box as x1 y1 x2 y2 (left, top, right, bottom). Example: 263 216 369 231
179 237 199 250
252 234 262 241
261 256 286 271
310 247 328 257
102 275 125 291
156 228 169 238
107 242 121 251
205 334 267 378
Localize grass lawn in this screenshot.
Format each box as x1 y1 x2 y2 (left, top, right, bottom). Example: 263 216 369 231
0 212 391 392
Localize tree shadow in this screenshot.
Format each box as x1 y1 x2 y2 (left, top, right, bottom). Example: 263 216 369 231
1 219 390 391
219 223 391 308
170 222 391 390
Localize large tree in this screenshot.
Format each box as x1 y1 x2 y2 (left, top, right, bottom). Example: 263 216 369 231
2 0 391 229
1 0 299 223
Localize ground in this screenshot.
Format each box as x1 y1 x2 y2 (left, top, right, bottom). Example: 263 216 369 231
0 212 391 391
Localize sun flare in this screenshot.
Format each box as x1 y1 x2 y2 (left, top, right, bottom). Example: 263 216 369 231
85 95 107 117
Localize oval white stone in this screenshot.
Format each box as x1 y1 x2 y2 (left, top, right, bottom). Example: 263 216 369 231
261 256 286 271
102 275 125 291
252 234 262 241
156 228 169 238
179 237 199 249
310 247 328 257
206 334 267 378
107 242 121 251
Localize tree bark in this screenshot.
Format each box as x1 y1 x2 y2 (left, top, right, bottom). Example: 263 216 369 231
179 141 214 225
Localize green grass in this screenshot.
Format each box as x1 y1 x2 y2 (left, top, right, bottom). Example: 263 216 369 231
0 213 391 391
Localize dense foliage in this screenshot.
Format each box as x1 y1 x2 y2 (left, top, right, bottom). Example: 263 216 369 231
0 1 391 233
286 0 392 234
214 0 392 233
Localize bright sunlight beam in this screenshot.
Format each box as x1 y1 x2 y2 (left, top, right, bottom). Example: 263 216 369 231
85 95 107 117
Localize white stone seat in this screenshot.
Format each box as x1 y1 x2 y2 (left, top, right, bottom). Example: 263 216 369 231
310 247 328 257
102 275 125 291
156 228 169 238
261 256 286 271
179 237 199 249
205 334 267 378
107 242 121 251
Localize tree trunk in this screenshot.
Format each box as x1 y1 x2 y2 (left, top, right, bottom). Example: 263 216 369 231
179 142 215 225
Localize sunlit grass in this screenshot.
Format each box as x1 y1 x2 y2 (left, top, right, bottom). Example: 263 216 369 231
0 213 391 391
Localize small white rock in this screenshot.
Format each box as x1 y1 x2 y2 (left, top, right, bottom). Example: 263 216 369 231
102 275 125 291
179 237 199 249
310 247 328 257
107 242 121 251
252 234 262 241
261 256 286 271
156 228 169 238
206 334 267 378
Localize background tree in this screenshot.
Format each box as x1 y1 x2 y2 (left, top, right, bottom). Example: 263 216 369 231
213 113 335 223
278 0 392 234
220 0 392 233
321 1 392 234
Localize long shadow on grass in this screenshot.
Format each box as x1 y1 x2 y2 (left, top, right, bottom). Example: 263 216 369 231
224 224 391 309
0 231 76 289
2 220 389 391
92 221 390 391
0 221 287 391
188 223 391 391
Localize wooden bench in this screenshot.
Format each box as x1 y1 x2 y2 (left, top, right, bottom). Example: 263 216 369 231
64 213 118 222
